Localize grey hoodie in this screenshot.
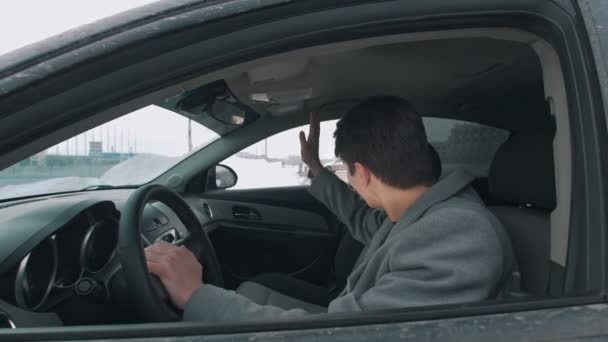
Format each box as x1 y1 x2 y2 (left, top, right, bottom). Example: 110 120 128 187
183 169 516 322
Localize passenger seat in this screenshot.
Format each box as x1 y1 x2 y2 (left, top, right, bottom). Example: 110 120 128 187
488 131 556 296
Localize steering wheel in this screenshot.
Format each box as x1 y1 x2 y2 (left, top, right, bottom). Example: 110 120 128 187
118 184 223 322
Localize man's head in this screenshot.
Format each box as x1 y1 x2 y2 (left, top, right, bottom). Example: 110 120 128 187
334 96 437 206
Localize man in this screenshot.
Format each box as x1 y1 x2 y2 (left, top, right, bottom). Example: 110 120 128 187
145 96 516 322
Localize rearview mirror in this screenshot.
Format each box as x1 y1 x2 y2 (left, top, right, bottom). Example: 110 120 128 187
209 164 237 190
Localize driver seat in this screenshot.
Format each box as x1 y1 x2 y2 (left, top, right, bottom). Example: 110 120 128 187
235 231 362 312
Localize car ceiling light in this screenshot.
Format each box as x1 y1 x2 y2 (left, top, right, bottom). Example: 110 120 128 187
250 93 271 102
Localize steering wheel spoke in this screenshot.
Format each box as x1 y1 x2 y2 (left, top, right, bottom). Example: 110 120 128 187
118 184 223 322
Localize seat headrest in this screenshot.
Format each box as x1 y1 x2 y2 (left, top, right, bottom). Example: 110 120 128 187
489 132 556 210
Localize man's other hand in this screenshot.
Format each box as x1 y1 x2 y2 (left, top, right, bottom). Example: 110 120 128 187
299 111 324 177
145 241 203 310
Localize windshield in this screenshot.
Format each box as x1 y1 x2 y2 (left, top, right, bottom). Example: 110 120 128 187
0 106 220 200
0 1 160 56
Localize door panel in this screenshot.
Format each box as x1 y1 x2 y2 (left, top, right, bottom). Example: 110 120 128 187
204 199 329 232
198 187 341 290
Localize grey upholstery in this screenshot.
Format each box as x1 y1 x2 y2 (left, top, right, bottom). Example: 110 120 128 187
488 130 556 295
489 207 550 295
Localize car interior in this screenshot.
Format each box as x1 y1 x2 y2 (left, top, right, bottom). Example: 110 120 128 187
0 26 572 327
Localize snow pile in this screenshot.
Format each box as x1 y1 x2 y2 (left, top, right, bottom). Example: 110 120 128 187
101 153 180 185
0 154 312 200
0 177 99 200
0 153 180 200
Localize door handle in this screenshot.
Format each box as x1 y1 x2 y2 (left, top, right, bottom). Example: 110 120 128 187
232 206 261 220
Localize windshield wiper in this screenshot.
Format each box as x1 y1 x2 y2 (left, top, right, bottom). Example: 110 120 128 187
80 185 137 191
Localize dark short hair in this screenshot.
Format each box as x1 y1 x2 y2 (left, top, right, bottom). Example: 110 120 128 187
334 96 438 188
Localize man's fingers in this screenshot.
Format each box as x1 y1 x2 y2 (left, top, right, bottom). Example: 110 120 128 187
146 260 168 277
145 241 167 252
299 131 307 147
308 112 316 142
145 249 166 263
311 111 320 142
145 241 179 255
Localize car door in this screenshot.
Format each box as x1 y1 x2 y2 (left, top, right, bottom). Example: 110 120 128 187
192 121 345 289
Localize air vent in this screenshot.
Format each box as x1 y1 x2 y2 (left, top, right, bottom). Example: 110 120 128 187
0 312 15 329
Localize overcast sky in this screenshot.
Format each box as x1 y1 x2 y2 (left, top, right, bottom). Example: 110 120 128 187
0 1 160 56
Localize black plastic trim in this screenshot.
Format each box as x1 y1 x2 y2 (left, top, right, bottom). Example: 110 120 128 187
568 0 608 295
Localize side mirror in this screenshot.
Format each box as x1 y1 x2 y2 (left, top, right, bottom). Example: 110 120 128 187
209 164 237 190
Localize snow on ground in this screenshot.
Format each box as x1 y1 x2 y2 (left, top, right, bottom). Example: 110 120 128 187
222 156 310 189
0 150 489 201
101 153 179 185
0 154 310 199
0 153 178 199
0 176 99 199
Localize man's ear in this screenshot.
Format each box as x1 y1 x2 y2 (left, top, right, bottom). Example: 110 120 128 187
353 162 371 186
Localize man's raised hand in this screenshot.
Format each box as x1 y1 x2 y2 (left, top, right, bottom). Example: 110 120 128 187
299 111 323 177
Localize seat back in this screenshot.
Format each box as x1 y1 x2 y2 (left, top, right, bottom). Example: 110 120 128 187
488 131 556 295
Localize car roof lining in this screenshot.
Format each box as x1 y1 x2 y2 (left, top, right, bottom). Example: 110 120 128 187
226 37 544 131
141 27 558 183
157 27 548 132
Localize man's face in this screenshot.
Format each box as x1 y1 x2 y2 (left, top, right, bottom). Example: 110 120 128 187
346 162 381 208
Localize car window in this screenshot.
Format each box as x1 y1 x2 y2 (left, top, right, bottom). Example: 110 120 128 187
221 118 508 191
221 120 341 190
0 105 220 200
425 118 509 177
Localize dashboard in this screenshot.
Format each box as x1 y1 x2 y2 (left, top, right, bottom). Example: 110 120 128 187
0 189 213 328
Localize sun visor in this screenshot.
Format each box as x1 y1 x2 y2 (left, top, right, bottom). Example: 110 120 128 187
247 58 310 84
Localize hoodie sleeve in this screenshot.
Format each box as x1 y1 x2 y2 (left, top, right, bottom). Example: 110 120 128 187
309 168 387 244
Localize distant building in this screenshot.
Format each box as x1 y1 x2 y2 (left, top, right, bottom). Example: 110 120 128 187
89 141 103 157
29 150 48 167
